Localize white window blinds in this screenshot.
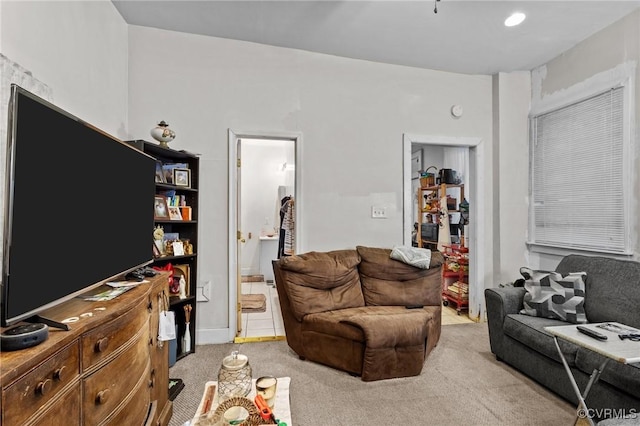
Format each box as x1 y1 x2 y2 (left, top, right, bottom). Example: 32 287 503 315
530 87 629 253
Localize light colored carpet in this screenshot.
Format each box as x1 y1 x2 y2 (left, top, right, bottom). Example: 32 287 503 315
169 322 576 426
241 294 266 313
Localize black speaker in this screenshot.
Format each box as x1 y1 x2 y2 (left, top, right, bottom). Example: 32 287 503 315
1 323 49 351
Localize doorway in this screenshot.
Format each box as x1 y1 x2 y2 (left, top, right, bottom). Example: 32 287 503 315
228 130 301 342
402 134 487 322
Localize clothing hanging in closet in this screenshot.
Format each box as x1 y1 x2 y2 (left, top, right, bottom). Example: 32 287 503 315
278 196 295 258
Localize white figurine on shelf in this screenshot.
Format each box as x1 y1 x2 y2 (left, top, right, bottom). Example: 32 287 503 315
178 275 187 299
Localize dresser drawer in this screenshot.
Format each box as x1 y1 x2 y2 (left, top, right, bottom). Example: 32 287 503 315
29 382 81 426
2 342 80 426
81 297 149 371
82 321 150 425
101 361 151 426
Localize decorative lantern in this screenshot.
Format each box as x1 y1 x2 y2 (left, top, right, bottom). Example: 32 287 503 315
217 351 252 401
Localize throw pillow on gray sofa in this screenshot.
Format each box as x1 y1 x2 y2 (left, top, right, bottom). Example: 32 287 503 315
519 268 587 324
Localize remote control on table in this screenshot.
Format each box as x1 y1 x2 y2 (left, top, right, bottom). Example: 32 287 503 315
577 325 608 341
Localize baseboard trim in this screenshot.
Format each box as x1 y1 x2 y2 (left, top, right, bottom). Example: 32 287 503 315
196 328 234 344
234 335 286 343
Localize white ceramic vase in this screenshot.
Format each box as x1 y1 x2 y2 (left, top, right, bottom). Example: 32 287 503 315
150 121 176 147
182 323 191 353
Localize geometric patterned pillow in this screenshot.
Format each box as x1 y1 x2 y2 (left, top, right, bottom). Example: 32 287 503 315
519 269 587 324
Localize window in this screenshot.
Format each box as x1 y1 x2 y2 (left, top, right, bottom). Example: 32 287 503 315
529 86 632 254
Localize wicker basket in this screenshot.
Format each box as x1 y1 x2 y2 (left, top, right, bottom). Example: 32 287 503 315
420 166 437 187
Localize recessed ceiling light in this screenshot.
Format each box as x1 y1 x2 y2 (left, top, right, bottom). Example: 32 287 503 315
505 12 526 27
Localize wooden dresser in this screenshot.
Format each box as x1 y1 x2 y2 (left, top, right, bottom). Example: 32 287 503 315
0 273 172 426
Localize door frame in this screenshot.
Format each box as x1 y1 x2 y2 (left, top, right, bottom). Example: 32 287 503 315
228 129 303 341
402 133 486 321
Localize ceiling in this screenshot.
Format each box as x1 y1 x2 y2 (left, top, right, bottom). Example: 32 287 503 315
112 1 640 75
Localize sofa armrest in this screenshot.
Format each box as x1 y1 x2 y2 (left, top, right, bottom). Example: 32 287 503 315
485 287 526 317
484 287 526 358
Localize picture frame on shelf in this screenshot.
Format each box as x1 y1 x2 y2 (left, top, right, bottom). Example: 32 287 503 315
162 163 188 184
173 168 191 188
155 162 165 183
168 206 183 221
152 241 162 258
154 196 170 220
172 240 185 256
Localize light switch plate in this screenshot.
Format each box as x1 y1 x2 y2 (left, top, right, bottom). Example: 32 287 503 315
371 206 387 218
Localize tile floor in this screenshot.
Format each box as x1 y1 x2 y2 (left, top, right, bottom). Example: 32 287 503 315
239 281 474 340
239 281 285 340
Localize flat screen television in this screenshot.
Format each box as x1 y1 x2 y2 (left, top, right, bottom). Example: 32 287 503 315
1 84 156 327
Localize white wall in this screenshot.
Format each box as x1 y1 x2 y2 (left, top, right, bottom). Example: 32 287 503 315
529 10 640 270
125 26 494 342
495 72 531 284
0 0 129 281
0 0 129 138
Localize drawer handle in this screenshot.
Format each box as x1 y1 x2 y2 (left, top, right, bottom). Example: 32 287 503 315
149 369 156 388
95 337 109 353
96 389 111 405
36 379 51 396
148 297 153 312
54 366 66 381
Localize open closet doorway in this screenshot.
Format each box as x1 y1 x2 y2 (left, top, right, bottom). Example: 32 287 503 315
402 134 487 322
228 130 301 342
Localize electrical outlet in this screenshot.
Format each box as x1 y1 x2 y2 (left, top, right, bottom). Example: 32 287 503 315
196 280 211 302
371 206 387 219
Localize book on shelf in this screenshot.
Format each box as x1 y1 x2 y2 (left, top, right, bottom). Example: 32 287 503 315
159 191 188 208
446 287 469 299
447 281 469 294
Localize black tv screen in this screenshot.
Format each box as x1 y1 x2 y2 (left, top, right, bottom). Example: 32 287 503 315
1 84 156 326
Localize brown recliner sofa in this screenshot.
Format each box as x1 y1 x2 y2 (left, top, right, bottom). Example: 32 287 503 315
272 246 444 381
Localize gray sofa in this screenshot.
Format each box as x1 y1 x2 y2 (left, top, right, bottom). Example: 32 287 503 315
485 255 640 420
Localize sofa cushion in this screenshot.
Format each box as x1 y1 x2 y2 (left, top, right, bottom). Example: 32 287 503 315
357 246 444 306
503 314 580 365
277 250 365 321
575 348 640 398
341 311 433 381
556 255 640 329
302 308 367 342
520 270 587 324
